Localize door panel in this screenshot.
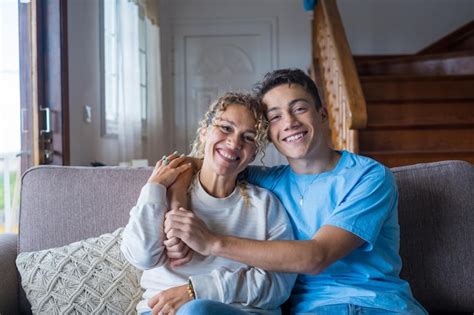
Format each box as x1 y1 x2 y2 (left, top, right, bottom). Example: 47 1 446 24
42 0 70 165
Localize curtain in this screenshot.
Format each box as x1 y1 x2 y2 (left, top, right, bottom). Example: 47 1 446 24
116 0 142 163
136 0 159 25
145 18 165 163
114 0 162 164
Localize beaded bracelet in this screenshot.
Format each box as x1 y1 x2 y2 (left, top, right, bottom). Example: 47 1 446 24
187 279 196 300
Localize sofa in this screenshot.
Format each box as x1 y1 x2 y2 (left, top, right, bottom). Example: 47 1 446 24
0 160 472 314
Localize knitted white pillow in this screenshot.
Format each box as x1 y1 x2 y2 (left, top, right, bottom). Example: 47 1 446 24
16 228 144 314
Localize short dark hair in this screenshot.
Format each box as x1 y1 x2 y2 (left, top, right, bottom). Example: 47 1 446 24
253 68 323 110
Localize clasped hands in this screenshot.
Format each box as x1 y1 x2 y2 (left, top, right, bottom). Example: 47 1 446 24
164 207 216 266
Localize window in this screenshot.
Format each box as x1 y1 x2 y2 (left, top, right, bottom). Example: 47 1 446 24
0 0 20 233
138 6 148 134
101 0 118 136
100 0 148 137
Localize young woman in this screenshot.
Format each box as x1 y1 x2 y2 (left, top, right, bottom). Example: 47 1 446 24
121 92 296 315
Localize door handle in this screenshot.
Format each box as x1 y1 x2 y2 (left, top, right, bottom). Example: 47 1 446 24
21 108 28 133
16 151 31 157
40 106 51 134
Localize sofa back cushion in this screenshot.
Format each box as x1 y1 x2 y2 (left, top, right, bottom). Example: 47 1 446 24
392 160 474 312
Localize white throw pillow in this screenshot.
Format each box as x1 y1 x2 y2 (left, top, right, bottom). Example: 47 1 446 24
16 228 144 314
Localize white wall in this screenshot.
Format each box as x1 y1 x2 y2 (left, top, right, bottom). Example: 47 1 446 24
68 0 119 166
338 0 474 55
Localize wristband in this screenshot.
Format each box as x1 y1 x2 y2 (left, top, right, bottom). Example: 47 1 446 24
187 279 196 300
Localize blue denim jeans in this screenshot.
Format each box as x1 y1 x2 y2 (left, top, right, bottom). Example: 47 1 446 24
140 299 254 315
141 302 399 315
296 303 401 314
178 300 254 314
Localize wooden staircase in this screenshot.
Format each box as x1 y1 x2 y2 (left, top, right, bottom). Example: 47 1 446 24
311 0 474 167
356 41 474 167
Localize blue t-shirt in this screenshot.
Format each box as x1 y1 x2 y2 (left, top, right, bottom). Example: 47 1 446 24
246 151 426 314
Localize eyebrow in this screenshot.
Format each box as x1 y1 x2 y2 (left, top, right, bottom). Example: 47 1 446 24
216 117 236 126
266 98 310 113
289 98 311 107
215 118 256 134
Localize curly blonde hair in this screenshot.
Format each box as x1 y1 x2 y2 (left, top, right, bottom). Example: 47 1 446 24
190 92 268 159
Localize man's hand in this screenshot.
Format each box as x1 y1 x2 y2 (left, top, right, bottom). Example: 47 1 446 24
164 208 218 256
164 235 193 267
148 155 191 188
147 284 191 315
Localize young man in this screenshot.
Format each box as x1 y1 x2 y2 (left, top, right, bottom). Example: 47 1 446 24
165 69 427 314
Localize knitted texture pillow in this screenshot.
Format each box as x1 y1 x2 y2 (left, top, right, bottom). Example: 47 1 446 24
16 228 144 314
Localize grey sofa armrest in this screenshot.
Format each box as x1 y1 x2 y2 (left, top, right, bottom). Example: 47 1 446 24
0 233 19 315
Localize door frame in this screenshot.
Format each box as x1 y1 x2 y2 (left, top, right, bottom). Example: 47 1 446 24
18 0 69 170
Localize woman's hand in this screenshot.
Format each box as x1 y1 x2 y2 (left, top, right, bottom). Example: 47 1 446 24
147 284 192 315
164 236 194 267
164 208 218 256
147 154 192 188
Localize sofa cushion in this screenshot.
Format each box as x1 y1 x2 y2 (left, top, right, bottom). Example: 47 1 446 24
392 160 474 312
16 228 143 314
18 166 152 253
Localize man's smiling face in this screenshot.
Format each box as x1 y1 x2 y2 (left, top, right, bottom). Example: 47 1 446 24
263 83 327 162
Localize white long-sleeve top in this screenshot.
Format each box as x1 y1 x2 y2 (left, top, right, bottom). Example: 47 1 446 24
121 177 296 314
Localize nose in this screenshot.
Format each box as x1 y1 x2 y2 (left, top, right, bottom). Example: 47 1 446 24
227 133 242 150
283 113 300 131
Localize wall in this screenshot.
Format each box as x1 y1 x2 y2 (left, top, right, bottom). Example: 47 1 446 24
68 0 119 166
338 0 474 55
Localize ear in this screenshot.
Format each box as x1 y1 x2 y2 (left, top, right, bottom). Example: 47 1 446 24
319 107 329 123
267 131 273 143
250 152 257 163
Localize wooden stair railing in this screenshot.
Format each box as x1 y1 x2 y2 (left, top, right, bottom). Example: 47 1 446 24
312 0 367 153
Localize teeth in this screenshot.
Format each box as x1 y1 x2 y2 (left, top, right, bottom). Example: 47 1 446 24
285 133 304 142
219 151 238 161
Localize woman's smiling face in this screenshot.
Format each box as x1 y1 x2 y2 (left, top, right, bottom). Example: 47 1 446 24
201 104 258 178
